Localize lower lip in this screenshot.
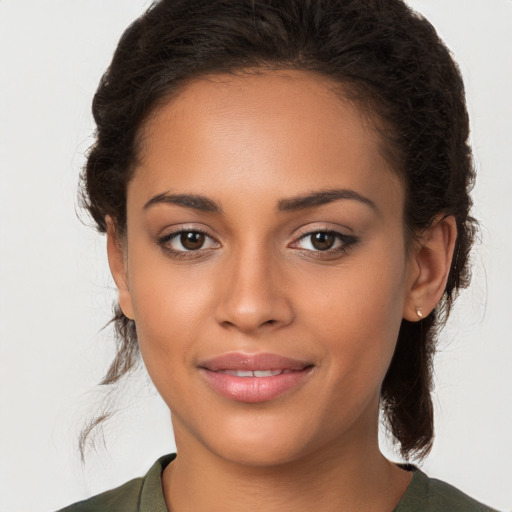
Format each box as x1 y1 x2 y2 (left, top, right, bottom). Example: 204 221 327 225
200 368 313 403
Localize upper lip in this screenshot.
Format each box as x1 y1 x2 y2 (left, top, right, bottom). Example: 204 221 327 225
199 352 312 372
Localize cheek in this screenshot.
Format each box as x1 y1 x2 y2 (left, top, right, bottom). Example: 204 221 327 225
301 251 407 384
126 252 216 381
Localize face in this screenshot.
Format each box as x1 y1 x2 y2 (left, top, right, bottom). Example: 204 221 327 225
113 70 418 466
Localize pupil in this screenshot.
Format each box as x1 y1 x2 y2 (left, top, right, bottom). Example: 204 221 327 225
312 232 335 250
181 232 205 250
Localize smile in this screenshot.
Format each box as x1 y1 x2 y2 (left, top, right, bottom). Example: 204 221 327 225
199 352 314 403
216 369 299 377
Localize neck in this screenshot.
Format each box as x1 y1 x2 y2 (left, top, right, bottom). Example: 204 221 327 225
162 420 411 512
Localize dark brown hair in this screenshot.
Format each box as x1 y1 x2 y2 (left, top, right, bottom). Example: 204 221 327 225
79 0 476 461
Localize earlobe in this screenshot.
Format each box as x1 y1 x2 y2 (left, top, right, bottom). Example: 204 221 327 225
403 215 457 322
106 217 135 320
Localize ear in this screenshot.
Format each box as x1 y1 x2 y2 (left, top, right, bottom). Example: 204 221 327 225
403 214 457 321
106 217 134 320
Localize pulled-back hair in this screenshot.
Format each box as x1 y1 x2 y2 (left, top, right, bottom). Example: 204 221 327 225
80 0 476 461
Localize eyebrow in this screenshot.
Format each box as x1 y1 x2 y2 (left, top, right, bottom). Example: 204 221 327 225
143 188 376 214
276 188 376 213
144 192 222 213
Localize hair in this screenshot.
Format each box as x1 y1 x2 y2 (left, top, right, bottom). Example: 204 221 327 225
79 0 476 461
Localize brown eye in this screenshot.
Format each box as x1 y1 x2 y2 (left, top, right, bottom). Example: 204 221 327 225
158 229 220 255
310 232 336 251
291 230 358 255
180 231 206 250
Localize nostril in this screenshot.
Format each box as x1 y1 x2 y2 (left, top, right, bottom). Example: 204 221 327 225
214 288 295 332
219 317 280 332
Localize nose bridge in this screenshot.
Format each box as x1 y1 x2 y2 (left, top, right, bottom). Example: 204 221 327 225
214 238 293 332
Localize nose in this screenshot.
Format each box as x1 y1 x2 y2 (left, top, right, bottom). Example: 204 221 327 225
214 245 294 333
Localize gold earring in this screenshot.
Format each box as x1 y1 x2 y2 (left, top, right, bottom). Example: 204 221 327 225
416 306 423 318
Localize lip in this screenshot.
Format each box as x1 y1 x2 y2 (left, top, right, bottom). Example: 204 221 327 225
198 352 314 403
200 352 312 371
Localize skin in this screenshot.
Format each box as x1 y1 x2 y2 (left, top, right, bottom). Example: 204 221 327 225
107 69 456 512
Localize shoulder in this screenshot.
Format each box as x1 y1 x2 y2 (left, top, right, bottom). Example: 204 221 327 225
55 453 176 512
424 476 498 512
56 477 144 512
395 468 499 512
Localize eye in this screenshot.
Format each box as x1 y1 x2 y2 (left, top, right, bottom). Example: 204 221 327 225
292 230 358 254
158 229 220 254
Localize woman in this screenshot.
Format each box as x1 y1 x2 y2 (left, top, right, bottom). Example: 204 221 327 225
56 0 496 510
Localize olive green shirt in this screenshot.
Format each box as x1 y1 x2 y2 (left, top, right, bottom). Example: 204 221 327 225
57 453 498 511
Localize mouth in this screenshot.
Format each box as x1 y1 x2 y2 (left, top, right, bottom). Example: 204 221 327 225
198 352 314 403
215 368 301 377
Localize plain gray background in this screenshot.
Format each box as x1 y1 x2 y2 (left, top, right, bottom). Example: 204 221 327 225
1 1 511 510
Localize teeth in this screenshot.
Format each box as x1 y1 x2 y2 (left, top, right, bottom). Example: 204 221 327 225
221 369 284 377
223 370 253 377
254 369 282 377
238 370 255 377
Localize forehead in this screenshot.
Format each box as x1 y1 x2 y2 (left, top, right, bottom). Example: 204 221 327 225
140 69 380 161
132 69 403 215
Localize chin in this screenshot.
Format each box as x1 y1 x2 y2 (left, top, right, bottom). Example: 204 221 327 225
213 438 313 468
190 411 328 469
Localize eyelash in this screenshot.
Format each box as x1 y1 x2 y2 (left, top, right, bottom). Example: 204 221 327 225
158 228 218 260
291 230 359 257
157 228 359 260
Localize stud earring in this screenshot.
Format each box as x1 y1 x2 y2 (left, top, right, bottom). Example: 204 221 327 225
416 306 423 319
